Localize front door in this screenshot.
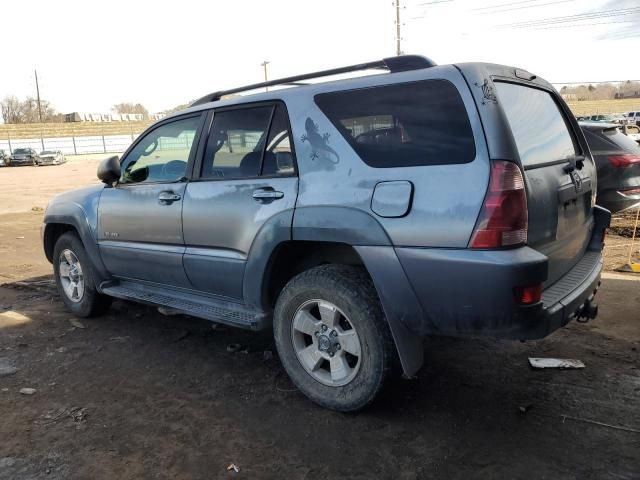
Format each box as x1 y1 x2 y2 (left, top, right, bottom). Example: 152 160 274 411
98 113 204 288
182 103 298 300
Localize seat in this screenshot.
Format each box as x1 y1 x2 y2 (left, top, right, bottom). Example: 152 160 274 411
238 152 261 177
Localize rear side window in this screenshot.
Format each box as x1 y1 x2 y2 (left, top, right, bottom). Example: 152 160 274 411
202 106 273 179
201 104 296 179
495 82 577 167
315 79 476 168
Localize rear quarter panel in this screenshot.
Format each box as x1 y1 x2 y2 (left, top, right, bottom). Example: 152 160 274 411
284 65 490 248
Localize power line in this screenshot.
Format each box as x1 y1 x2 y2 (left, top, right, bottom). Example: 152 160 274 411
498 6 640 28
417 0 453 5
478 0 575 14
531 19 634 29
473 0 540 11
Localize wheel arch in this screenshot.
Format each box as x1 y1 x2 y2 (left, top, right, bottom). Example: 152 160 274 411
256 238 425 377
43 204 110 285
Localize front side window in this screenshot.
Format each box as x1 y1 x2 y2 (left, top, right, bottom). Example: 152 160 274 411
120 115 200 184
314 79 476 168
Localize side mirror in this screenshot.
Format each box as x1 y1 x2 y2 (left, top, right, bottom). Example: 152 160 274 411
97 155 121 186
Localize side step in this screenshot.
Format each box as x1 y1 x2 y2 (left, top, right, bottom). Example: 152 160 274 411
101 281 270 330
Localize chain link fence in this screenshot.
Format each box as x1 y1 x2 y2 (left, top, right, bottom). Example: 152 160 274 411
0 121 153 155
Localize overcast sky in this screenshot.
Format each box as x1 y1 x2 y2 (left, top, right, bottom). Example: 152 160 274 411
1 0 638 116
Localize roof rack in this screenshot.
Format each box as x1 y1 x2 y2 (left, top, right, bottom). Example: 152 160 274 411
191 55 436 106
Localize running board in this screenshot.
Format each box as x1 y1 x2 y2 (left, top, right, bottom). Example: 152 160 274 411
101 281 270 330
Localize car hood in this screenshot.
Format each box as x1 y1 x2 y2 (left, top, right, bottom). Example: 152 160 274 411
48 184 104 207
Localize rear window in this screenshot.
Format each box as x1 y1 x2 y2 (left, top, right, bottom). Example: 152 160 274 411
495 82 577 167
314 79 476 168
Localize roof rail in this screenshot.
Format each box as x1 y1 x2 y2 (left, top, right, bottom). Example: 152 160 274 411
191 55 436 106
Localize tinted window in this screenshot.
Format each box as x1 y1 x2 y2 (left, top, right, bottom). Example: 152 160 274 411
263 104 295 176
496 82 577 167
315 79 476 168
120 115 200 184
202 106 273 179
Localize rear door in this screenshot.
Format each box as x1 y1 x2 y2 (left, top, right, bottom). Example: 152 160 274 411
494 82 596 285
181 103 298 300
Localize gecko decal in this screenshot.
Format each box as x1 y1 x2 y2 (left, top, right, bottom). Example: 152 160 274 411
474 79 498 105
300 117 339 164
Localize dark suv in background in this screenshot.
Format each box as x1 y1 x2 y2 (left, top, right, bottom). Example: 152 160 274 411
581 121 640 213
42 55 609 411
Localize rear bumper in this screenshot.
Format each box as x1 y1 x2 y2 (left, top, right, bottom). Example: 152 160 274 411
393 247 602 340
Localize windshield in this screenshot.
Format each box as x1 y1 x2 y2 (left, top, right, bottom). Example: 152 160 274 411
40 150 56 155
13 149 30 154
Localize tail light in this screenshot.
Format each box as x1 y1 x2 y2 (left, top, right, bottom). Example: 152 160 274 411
608 154 640 168
514 284 542 305
470 161 528 249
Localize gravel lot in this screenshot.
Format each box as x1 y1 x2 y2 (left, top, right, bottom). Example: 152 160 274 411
0 161 639 479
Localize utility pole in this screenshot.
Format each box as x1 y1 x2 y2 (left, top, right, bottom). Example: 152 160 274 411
34 69 43 123
260 61 270 92
395 0 402 56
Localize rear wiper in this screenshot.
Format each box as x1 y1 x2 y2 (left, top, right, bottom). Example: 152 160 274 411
563 155 585 173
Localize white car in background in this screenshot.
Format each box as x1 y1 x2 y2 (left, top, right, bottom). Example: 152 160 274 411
624 111 640 125
37 150 66 166
621 124 640 144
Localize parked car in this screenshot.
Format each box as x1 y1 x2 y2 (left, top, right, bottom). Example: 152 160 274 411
589 114 624 124
10 148 40 166
623 111 640 126
37 150 66 166
581 121 640 213
620 124 640 144
0 149 10 166
42 55 609 411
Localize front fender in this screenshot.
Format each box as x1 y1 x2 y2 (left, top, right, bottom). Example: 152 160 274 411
43 186 109 285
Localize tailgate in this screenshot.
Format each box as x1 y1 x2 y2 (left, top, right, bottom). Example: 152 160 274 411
494 82 596 286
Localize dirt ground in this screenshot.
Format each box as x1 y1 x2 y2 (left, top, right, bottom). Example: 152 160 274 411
1 162 639 479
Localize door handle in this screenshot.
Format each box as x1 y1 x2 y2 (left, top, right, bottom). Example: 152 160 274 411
252 188 284 201
158 191 181 204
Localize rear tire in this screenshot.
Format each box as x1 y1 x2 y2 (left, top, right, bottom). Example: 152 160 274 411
273 265 396 412
53 232 112 317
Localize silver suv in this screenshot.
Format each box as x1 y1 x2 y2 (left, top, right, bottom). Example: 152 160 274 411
42 55 610 411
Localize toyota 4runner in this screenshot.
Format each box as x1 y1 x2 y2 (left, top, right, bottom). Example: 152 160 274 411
42 55 610 411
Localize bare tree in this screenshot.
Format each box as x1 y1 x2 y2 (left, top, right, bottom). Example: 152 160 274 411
21 97 57 123
112 102 149 118
1 95 58 123
0 96 24 123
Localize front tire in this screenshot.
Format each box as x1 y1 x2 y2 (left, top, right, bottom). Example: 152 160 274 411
273 265 396 412
53 232 112 317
